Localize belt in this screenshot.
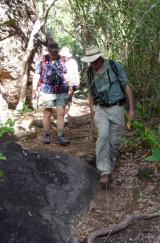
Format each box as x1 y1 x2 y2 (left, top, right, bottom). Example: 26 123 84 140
98 98 126 107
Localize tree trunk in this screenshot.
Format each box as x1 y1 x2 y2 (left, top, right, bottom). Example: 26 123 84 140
0 83 9 123
16 0 58 110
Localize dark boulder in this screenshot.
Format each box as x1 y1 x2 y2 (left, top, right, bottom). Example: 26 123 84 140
0 141 99 243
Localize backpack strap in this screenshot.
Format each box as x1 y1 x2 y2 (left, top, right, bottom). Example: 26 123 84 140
87 66 97 96
109 59 119 77
37 55 48 87
109 59 125 94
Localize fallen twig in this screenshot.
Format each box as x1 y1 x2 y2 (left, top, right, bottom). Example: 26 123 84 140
87 211 160 243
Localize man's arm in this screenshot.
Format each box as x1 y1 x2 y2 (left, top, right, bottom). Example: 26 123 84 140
123 84 135 121
88 94 95 127
116 62 135 121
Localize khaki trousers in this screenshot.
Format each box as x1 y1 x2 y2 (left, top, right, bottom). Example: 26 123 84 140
93 104 125 175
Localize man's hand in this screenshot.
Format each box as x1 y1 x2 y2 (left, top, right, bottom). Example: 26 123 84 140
68 87 74 102
128 108 135 121
76 83 80 89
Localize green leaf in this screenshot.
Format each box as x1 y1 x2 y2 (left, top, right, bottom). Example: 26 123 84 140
0 19 16 27
0 153 6 161
0 170 5 182
132 120 145 130
145 147 160 162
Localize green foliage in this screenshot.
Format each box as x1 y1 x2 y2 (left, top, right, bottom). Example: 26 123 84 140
122 137 135 147
65 0 160 112
47 0 83 56
0 118 14 163
132 120 159 147
0 153 6 161
145 147 160 162
0 170 5 182
127 1 160 111
126 101 159 163
34 0 160 113
136 103 148 120
17 103 32 115
129 101 160 162
131 117 160 162
0 19 16 27
0 119 15 138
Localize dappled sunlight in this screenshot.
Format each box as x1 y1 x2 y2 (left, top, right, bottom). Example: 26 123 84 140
69 97 90 117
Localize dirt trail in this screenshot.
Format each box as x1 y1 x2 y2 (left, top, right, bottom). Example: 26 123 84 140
19 97 160 243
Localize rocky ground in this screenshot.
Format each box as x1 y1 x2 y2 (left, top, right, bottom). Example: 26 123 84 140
0 96 160 243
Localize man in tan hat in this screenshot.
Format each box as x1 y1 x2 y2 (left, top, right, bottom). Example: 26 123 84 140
81 45 135 187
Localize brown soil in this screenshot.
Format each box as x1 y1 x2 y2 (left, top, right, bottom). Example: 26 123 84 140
19 97 160 243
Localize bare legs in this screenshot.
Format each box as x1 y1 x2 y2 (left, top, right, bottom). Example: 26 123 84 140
42 106 70 145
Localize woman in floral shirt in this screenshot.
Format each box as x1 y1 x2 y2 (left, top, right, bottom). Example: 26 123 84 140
32 42 71 145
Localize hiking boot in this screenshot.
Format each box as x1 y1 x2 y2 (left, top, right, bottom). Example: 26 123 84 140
43 133 51 144
100 174 110 189
57 135 70 145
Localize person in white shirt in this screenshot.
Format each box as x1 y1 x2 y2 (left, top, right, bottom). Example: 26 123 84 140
60 47 80 123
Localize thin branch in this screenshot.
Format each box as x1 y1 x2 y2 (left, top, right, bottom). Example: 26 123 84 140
43 0 58 22
56 19 82 44
130 2 160 45
87 211 160 243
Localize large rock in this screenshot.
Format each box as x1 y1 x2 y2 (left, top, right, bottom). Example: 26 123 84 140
0 141 99 243
0 0 35 108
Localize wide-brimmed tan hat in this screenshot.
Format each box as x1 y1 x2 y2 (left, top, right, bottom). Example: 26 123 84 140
59 47 72 57
81 45 102 62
